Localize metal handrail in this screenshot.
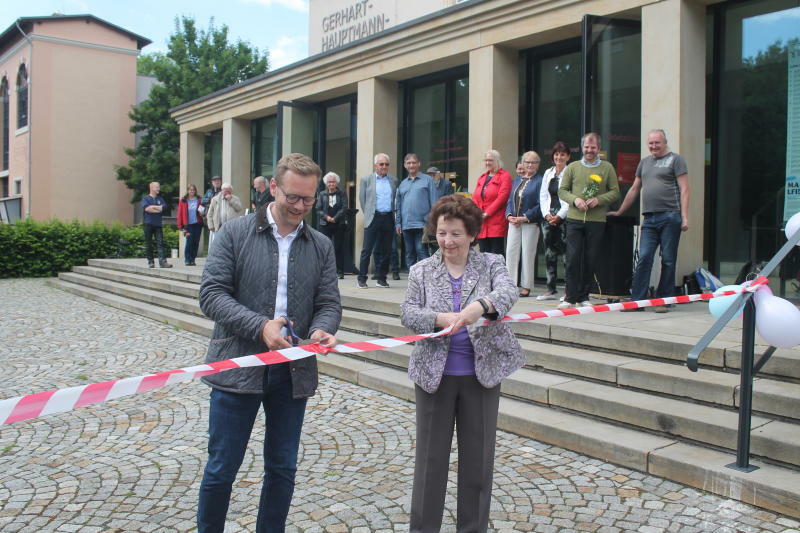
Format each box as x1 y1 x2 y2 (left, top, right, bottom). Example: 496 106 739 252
687 227 800 471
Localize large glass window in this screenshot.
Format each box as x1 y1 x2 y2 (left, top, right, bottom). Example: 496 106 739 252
322 100 356 201
526 43 582 158
251 115 278 180
708 0 800 289
204 129 223 190
404 68 469 191
16 65 27 129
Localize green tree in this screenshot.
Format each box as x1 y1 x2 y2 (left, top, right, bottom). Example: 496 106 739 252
118 17 269 202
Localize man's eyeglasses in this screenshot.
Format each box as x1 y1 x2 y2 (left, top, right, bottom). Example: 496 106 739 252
376 163 390 167
523 160 539 165
278 186 316 206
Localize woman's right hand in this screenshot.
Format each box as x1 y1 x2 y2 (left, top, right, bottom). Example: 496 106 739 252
435 312 459 330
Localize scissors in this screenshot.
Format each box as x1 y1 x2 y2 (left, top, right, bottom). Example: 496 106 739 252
281 316 301 347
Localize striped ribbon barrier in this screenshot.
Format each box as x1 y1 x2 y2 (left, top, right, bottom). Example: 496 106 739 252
0 277 767 426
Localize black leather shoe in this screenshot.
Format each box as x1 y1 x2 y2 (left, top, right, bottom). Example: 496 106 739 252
392 272 401 281
338 272 344 279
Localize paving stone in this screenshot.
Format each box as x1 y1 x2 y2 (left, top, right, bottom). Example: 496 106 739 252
0 279 796 532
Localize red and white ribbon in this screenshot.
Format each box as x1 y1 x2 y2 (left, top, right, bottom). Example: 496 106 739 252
0 277 767 426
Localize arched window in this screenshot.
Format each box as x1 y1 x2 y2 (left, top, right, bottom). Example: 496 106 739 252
1 77 8 171
16 64 28 129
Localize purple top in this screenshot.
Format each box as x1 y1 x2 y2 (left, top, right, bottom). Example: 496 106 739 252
443 274 476 375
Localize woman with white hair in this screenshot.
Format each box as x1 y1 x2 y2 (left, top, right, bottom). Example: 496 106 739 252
316 172 349 279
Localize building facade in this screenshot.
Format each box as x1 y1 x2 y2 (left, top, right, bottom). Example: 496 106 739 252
0 15 149 224
172 0 800 291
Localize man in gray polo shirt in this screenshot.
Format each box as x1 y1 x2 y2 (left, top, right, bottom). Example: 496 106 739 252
609 129 689 313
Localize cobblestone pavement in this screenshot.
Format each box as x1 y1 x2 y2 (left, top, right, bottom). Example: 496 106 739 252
1 278 799 533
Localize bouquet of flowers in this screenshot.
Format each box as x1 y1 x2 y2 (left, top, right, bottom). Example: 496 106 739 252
580 174 603 221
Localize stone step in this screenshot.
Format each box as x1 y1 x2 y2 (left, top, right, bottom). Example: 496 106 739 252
48 279 212 337
339 312 800 421
312 358 800 520
58 272 204 318
548 380 800 466
83 259 800 380
87 258 203 284
48 277 800 518
73 265 200 299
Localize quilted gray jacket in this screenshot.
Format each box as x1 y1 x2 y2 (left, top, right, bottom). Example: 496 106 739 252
400 249 524 393
199 206 342 397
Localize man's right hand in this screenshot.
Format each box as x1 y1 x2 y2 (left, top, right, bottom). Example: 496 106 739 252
261 318 293 350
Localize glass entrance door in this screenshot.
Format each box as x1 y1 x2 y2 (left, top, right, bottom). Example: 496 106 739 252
582 15 642 198
404 67 469 192
277 100 321 162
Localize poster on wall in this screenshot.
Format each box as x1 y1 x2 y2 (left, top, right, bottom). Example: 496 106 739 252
784 42 800 224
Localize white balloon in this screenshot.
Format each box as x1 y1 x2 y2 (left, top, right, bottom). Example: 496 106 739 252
786 211 800 246
754 293 800 348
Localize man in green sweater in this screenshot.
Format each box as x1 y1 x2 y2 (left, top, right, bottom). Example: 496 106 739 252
557 132 620 308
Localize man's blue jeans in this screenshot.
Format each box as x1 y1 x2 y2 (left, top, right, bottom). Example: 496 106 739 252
403 228 429 268
630 211 683 301
197 362 307 533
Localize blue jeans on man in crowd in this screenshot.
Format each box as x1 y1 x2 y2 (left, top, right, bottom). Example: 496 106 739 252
402 228 429 268
197 362 307 533
629 211 682 301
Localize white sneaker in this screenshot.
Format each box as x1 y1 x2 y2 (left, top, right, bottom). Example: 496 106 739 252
580 300 592 307
559 295 565 302
557 301 572 310
536 293 557 301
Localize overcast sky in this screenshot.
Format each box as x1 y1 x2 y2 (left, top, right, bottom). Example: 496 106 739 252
1 0 311 69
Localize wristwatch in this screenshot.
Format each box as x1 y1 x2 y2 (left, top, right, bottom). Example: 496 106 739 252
477 298 490 314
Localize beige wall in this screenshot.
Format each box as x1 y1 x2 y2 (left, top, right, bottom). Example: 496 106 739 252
0 18 140 223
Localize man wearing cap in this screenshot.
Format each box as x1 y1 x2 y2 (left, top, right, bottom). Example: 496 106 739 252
201 176 223 250
427 166 452 200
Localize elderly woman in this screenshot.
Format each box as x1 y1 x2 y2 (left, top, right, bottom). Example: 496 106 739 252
472 149 512 255
177 183 203 266
316 172 349 279
537 141 571 301
401 195 524 533
505 151 543 297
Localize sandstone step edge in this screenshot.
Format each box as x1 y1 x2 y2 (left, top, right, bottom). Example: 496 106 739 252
48 279 212 337
72 265 199 299
58 272 204 319
87 258 202 283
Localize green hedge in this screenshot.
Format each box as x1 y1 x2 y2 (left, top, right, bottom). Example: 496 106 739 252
0 220 180 278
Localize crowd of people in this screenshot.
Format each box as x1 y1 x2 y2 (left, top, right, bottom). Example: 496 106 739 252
155 128 689 313
187 130 690 531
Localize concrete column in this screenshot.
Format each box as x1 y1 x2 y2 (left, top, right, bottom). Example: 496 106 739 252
355 77 399 252
642 0 706 282
468 45 519 191
179 130 205 258
222 118 252 204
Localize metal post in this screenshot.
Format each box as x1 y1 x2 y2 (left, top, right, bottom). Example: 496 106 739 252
727 297 759 472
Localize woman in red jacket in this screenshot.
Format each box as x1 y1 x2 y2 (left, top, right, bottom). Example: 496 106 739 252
176 184 203 266
472 149 512 255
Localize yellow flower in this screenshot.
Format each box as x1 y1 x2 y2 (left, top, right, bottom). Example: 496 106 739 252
590 174 602 183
